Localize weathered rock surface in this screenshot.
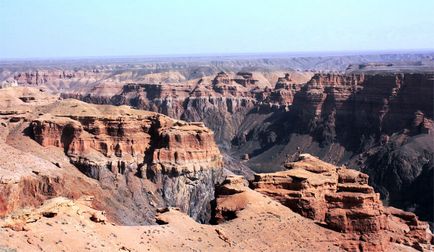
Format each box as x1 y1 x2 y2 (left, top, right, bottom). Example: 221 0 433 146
27 99 223 223
232 72 434 225
105 72 272 146
13 70 433 228
62 71 311 149
0 88 223 224
0 192 346 252
59 70 434 228
0 86 431 252
251 154 433 251
0 151 429 251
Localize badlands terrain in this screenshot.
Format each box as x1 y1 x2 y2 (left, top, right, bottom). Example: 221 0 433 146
0 53 433 251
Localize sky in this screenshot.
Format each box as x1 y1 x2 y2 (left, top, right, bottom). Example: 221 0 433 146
0 0 433 59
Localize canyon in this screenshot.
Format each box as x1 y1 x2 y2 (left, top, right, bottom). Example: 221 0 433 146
0 53 433 251
23 61 431 227
0 88 223 225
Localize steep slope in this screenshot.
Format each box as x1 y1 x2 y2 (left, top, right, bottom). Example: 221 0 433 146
251 154 433 251
0 87 223 224
0 194 345 252
231 72 434 225
0 87 432 251
59 71 312 151
1 172 430 252
57 70 434 226
4 60 433 229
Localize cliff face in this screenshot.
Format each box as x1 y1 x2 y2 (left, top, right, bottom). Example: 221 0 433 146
231 72 434 225
105 72 269 146
288 73 433 148
27 100 223 223
9 70 433 227
89 72 432 159
0 89 223 225
1 87 432 252
59 71 312 149
62 71 433 225
251 154 433 251
333 73 434 217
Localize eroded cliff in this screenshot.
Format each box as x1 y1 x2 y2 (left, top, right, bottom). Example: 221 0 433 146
4 66 433 230
61 70 433 226
232 72 434 225
250 154 433 251
0 89 223 224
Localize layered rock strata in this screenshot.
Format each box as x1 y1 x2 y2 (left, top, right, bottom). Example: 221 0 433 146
65 71 310 147
28 100 223 223
8 69 434 227
0 88 224 224
232 72 433 225
251 154 433 251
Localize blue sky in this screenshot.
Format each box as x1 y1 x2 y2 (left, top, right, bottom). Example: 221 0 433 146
0 0 433 59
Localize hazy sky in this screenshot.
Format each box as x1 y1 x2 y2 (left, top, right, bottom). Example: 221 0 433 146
1 0 433 59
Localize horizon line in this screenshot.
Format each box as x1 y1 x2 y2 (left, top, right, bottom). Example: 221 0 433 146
1 48 434 62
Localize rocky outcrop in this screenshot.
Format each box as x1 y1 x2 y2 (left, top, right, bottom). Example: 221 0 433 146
251 154 385 232
289 73 433 146
56 71 311 150
251 154 433 251
234 72 433 153
211 175 250 224
27 100 223 223
58 71 434 227
13 70 81 86
232 72 433 224
107 72 266 146
264 73 301 106
8 67 433 229
87 72 433 226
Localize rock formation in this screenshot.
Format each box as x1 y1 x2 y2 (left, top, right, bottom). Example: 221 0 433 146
8 69 432 227
28 100 223 223
232 72 434 225
1 55 433 242
251 154 433 251
58 70 434 227
0 88 223 224
1 86 433 252
265 73 301 106
106 71 273 145
0 190 346 251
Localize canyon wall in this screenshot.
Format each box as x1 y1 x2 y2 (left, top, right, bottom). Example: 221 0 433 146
72 71 432 225
67 72 288 147
0 83 433 251
250 154 433 251
29 100 223 223
0 93 223 224
231 72 433 225
4 66 433 226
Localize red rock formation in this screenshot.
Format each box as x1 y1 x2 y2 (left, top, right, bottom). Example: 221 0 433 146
55 71 312 148
386 207 433 249
30 109 221 175
251 154 433 251
212 175 250 224
289 73 433 145
27 100 223 222
265 73 301 106
212 71 258 88
109 72 263 144
9 68 433 229
232 72 433 225
14 71 78 85
0 90 224 224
